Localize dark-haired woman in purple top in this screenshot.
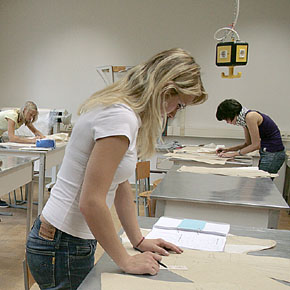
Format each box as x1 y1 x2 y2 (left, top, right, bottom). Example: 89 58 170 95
215 99 285 174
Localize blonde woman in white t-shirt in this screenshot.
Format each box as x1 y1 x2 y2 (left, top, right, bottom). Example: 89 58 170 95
0 101 44 144
26 48 208 289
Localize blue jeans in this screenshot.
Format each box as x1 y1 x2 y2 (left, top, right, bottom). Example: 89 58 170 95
259 149 286 174
26 216 97 290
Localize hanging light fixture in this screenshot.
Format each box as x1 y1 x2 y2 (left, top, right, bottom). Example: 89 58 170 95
214 0 249 79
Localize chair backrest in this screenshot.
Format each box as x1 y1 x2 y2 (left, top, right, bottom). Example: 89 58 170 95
135 161 151 216
135 161 150 181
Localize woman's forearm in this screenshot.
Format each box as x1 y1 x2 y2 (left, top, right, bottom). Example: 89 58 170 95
80 197 130 267
238 143 260 155
27 124 44 138
114 181 143 247
8 135 36 144
225 143 247 152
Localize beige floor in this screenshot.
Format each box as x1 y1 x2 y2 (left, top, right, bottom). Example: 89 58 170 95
0 185 289 290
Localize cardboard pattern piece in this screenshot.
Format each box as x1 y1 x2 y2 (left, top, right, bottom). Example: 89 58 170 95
110 229 290 290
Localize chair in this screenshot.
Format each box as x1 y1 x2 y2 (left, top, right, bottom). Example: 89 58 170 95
23 256 36 290
135 161 151 216
135 161 163 217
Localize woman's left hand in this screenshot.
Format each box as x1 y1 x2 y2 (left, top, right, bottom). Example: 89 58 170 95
35 133 45 139
218 151 237 158
138 238 183 256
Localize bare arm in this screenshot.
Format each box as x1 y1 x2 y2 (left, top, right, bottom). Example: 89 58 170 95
27 123 45 138
79 136 161 275
115 181 183 255
7 119 37 144
217 142 247 154
218 113 261 158
114 181 143 247
241 112 261 154
217 127 250 153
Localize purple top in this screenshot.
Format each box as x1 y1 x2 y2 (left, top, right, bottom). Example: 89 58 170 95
246 110 284 152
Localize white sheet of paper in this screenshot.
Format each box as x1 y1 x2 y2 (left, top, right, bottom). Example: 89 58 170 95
154 216 183 229
203 222 230 235
146 228 226 252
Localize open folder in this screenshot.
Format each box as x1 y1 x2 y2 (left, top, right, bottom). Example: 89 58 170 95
146 217 230 252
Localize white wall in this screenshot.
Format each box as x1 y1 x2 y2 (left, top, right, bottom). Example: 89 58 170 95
0 0 289 135
172 0 290 137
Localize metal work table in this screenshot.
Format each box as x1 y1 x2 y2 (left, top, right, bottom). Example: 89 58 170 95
151 166 289 228
78 216 290 290
0 143 66 214
0 154 38 237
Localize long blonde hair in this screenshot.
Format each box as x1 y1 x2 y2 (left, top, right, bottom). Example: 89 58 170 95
79 48 207 158
19 101 39 125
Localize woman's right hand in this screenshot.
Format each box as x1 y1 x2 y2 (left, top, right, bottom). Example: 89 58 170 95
216 147 226 154
120 252 162 275
30 137 38 144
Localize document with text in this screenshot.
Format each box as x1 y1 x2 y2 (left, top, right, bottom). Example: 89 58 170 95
145 217 230 252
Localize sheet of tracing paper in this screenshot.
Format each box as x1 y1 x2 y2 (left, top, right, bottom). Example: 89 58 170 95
165 151 228 165
178 165 278 178
164 145 254 166
101 229 290 290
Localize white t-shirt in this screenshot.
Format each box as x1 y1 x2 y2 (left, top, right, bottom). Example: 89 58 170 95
42 104 141 239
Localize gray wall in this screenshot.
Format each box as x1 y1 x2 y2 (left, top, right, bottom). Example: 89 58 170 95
0 0 289 134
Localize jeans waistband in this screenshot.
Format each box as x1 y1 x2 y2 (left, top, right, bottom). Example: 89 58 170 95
35 215 63 248
36 215 95 244
260 148 285 153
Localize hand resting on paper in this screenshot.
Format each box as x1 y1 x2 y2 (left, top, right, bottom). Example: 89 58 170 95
216 147 225 154
218 151 238 158
121 251 162 275
137 238 183 256
120 238 183 275
216 147 238 158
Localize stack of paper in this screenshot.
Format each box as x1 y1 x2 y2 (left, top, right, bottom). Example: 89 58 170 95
146 217 230 252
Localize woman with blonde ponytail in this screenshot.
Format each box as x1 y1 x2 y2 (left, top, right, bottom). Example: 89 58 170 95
27 48 207 289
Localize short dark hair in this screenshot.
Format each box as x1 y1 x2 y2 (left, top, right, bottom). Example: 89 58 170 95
216 99 242 121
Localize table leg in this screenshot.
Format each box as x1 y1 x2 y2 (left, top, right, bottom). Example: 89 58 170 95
268 210 280 229
283 163 290 205
154 199 165 217
38 155 46 214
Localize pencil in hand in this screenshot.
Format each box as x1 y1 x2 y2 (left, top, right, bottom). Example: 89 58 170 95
133 247 168 268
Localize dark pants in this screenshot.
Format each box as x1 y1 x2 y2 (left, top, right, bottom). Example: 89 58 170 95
26 216 97 290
